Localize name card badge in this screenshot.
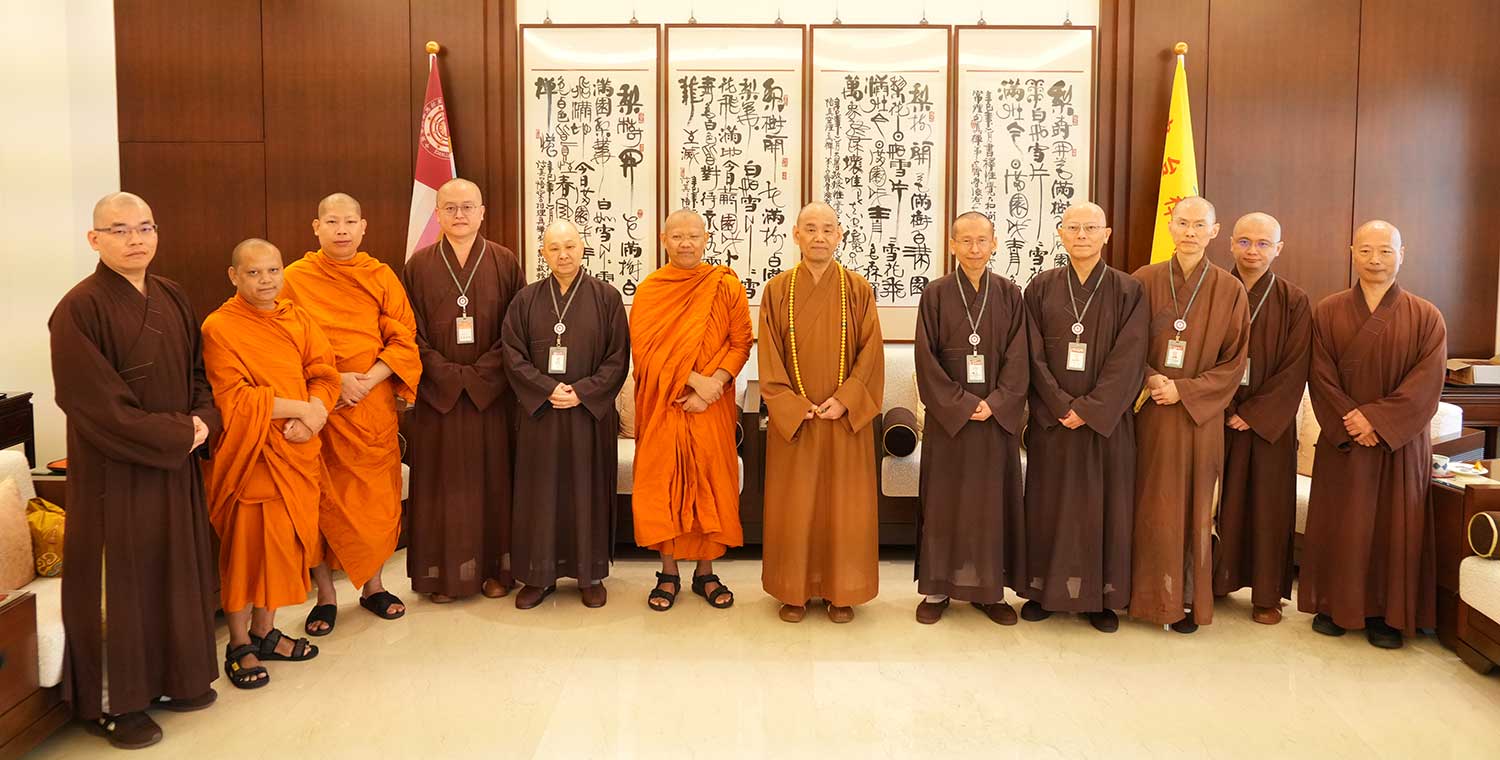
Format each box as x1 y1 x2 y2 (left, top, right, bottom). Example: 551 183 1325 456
966 354 986 384
455 316 475 345
1066 341 1088 372
1164 339 1187 369
1241 357 1251 386
547 345 568 375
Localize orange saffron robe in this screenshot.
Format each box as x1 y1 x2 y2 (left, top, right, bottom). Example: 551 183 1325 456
202 295 341 612
629 263 753 560
282 250 422 588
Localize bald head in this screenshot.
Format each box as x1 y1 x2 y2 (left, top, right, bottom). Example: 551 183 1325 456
435 179 484 243
230 237 280 268
92 192 151 228
88 192 158 281
953 210 996 237
437 178 482 202
662 209 709 269
1171 196 1217 224
312 193 367 260
1167 196 1221 257
1229 212 1284 277
227 238 286 310
796 201 838 227
1353 219 1403 250
1351 219 1405 287
317 193 362 218
541 219 585 280
1058 202 1112 262
793 202 843 265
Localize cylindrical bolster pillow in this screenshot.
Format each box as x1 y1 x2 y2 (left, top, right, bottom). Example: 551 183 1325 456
1470 512 1500 559
883 407 920 458
735 421 745 449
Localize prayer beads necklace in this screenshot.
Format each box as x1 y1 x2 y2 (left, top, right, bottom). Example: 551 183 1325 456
787 261 848 399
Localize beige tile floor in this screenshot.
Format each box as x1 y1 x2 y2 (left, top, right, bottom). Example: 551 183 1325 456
30 552 1500 759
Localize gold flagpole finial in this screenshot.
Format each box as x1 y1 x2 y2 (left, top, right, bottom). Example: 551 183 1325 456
1173 42 1188 56
425 41 441 55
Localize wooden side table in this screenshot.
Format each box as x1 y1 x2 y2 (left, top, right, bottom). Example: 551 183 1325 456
1431 460 1500 650
0 394 35 469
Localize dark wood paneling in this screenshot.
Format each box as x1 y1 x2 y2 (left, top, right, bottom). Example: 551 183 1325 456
412 1 491 219
114 0 264 142
121 141 268 317
1353 0 1500 358
1095 0 1134 272
1124 0 1209 272
1203 0 1359 303
494 0 521 254
261 0 412 270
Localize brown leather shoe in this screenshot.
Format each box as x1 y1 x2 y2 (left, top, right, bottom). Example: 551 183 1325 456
779 604 807 623
481 578 512 599
915 597 949 624
1252 605 1283 625
85 711 162 750
580 582 608 608
430 593 456 604
973 601 1018 625
157 688 217 712
827 604 855 624
514 584 556 610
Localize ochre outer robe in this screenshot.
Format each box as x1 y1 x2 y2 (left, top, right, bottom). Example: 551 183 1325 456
913 271 1030 604
1298 284 1446 635
282 250 422 588
402 239 524 595
630 263 753 560
201 295 340 613
1021 263 1149 613
49 263 221 720
758 262 885 607
1213 271 1312 607
1130 256 1249 626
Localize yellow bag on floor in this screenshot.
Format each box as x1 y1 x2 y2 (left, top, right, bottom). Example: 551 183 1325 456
26 497 64 577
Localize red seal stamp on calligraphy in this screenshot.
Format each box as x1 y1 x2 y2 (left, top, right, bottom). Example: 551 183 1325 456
421 99 453 160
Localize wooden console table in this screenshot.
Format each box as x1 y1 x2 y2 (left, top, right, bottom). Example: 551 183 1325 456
1441 384 1500 458
0 393 35 469
1431 459 1500 650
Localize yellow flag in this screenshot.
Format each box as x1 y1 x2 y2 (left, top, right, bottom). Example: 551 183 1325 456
1149 50 1199 264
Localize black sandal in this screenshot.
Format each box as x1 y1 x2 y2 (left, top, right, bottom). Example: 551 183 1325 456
648 572 681 612
360 590 406 620
251 627 319 662
223 643 269 690
304 604 336 637
692 573 734 609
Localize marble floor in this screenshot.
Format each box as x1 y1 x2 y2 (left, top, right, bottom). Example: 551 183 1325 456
30 552 1500 759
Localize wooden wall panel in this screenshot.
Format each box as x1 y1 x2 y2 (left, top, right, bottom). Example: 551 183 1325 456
114 0 264 142
412 0 491 233
1203 0 1360 304
1123 0 1209 272
1353 0 1500 358
1094 0 1134 272
119 142 268 316
261 0 412 269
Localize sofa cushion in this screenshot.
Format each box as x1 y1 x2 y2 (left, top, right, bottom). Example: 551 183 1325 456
1461 556 1500 625
881 447 921 498
617 370 636 438
1295 389 1317 477
1295 474 1311 535
0 453 34 502
28 576 62 688
0 480 34 591
26 498 64 577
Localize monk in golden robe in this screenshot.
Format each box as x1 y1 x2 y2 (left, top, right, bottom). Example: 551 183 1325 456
282 193 422 632
202 239 335 689
631 209 753 611
759 202 885 624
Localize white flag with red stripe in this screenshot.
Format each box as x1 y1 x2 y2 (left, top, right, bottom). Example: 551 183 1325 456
405 52 456 259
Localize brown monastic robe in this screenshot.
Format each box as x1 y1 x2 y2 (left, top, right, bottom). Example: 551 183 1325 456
49 264 221 719
402 238 525 596
1298 284 1446 635
1131 256 1249 626
913 270 1029 604
501 272 630 587
1022 263 1149 613
1213 270 1312 607
759 262 885 607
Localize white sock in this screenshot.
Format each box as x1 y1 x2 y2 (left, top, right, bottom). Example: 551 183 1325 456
924 594 948 604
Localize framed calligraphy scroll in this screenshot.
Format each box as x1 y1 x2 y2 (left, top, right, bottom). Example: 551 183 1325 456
954 25 1096 289
521 24 662 302
811 25 950 339
666 24 807 309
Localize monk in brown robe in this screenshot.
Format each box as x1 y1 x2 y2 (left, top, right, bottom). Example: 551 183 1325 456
759 202 885 624
502 220 631 609
1299 220 1446 649
282 193 422 631
402 179 525 603
1020 202 1149 633
1212 213 1312 625
912 211 1029 625
50 193 219 749
1131 196 1249 633
202 239 334 690
631 209 752 611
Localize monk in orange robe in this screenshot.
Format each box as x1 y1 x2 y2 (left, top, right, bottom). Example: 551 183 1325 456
630 209 753 611
202 239 335 689
282 193 422 632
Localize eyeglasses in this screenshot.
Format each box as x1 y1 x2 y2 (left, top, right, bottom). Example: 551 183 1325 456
93 224 159 238
1232 238 1278 252
1059 224 1104 235
439 203 480 217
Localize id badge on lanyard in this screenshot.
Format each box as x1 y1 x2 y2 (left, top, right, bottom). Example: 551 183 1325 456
456 316 475 345
1240 357 1251 386
1066 342 1087 372
547 345 568 374
966 354 986 384
1164 339 1187 369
